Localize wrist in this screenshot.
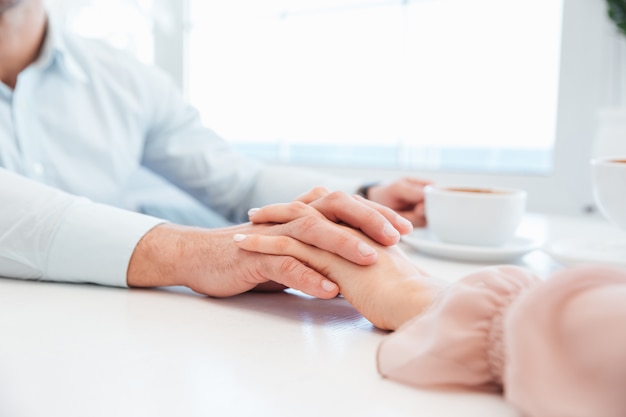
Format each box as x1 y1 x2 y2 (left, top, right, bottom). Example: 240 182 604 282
127 223 191 288
385 277 444 330
356 182 380 199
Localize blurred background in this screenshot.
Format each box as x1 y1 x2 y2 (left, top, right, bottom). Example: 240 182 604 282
44 0 626 215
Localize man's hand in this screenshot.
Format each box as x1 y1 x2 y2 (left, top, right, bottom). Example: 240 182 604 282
127 186 424 299
232 225 442 330
365 178 432 227
126 203 407 299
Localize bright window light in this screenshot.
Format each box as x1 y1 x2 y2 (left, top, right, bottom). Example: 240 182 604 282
187 0 563 174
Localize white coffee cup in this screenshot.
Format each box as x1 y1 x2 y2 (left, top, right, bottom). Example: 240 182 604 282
424 185 527 246
591 157 626 230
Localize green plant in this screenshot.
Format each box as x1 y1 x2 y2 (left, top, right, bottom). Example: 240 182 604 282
608 0 626 36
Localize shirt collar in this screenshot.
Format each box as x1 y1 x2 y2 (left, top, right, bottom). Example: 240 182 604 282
35 16 88 83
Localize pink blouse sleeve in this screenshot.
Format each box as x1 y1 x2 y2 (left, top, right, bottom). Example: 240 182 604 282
504 266 626 417
377 265 541 392
377 265 626 417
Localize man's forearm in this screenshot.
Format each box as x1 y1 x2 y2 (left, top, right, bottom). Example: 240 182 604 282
127 223 194 288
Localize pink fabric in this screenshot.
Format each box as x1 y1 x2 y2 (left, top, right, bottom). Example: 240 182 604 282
377 265 626 417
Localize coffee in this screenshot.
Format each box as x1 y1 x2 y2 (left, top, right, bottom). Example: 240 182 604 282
425 185 526 246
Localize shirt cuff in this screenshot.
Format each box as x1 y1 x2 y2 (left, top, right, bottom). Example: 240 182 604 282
46 198 165 287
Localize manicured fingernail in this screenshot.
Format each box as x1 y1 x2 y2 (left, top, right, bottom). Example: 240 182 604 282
383 223 400 238
233 234 247 242
248 208 259 217
322 279 338 292
358 241 376 257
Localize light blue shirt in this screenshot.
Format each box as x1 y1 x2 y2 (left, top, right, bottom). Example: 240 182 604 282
0 18 360 287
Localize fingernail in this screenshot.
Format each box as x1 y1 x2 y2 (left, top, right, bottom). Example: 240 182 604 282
358 241 376 257
322 279 338 292
233 234 247 242
383 223 400 238
248 208 259 218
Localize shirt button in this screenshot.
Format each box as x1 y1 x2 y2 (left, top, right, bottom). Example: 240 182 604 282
33 162 44 176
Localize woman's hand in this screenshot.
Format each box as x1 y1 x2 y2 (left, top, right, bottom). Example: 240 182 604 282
248 187 415 248
233 220 445 330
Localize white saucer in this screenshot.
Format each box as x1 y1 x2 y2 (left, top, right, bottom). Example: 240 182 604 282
543 238 626 269
402 229 541 263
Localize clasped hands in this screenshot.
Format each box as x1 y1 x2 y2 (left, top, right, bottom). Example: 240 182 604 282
232 186 442 330
128 180 440 330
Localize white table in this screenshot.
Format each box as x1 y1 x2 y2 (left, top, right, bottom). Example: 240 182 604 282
0 213 622 417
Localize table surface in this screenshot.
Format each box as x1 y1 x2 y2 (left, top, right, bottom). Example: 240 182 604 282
1 213 623 417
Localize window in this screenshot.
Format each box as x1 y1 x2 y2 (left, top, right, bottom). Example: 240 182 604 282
187 0 563 174
45 0 621 215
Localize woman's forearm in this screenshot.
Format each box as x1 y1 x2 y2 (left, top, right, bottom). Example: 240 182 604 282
381 276 445 331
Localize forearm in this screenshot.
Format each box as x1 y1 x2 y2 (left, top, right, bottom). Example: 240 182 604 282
126 223 190 288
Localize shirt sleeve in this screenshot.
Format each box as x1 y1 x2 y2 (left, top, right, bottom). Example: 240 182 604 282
140 67 363 223
376 265 541 391
246 164 362 210
376 265 626 417
0 169 164 287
